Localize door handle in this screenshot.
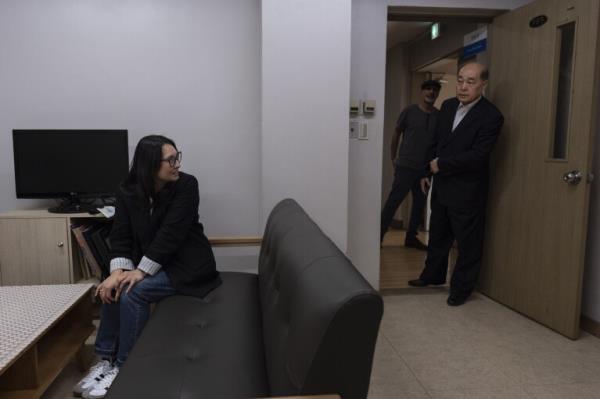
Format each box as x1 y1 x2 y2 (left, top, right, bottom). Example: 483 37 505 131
57 242 64 248
563 170 582 185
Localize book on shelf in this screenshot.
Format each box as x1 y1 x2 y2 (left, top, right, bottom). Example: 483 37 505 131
73 239 90 280
72 224 103 279
90 224 111 278
71 221 113 280
82 224 107 278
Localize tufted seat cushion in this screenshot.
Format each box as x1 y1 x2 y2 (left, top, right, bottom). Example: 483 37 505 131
106 272 268 399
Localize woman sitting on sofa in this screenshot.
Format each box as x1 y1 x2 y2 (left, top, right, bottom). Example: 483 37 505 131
74 135 221 399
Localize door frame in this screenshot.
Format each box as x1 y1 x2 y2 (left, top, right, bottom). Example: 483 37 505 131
388 6 505 23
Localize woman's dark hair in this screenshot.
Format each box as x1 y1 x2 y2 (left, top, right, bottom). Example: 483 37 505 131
123 135 177 203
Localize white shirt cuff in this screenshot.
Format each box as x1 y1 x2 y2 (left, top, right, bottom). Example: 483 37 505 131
137 256 162 276
110 257 135 273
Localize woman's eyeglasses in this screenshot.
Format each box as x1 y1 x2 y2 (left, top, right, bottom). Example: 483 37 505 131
161 151 182 167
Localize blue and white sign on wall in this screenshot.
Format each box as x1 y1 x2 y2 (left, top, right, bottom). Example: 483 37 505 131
463 26 488 58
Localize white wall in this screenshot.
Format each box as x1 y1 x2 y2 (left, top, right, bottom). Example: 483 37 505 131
381 44 411 211
213 246 261 273
0 0 261 236
349 0 534 289
261 0 351 251
348 1 387 289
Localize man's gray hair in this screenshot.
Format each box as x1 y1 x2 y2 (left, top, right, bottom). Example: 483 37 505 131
458 62 489 81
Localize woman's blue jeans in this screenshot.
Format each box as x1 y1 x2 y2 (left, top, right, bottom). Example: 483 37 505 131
94 271 177 366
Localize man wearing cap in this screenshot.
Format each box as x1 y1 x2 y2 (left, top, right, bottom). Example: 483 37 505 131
410 62 504 307
380 79 441 250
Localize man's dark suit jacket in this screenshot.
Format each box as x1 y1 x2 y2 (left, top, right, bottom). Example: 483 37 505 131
109 172 221 298
429 96 504 209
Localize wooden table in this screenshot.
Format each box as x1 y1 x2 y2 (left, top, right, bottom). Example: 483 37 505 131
0 284 94 399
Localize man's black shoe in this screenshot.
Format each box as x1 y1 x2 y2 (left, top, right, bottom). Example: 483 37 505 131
404 237 428 251
447 295 468 306
408 279 428 287
408 279 444 287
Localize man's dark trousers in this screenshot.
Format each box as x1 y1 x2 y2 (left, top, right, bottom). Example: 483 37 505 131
380 166 426 242
419 196 486 297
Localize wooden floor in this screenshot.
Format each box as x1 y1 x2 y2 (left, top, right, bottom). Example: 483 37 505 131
380 228 458 293
379 229 430 290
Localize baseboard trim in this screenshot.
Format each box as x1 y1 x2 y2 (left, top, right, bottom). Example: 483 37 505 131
208 236 262 246
581 315 600 338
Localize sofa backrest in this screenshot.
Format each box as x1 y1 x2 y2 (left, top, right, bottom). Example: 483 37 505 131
258 199 383 399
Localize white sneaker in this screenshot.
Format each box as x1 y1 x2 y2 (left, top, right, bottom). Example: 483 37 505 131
73 360 112 397
83 366 119 399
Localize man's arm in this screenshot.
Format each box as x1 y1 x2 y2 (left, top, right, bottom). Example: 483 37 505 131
390 127 402 162
391 108 409 163
424 103 447 177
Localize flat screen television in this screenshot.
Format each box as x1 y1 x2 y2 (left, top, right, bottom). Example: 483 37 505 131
13 129 129 213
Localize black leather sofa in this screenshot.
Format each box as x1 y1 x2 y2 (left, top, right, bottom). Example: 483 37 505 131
106 199 383 399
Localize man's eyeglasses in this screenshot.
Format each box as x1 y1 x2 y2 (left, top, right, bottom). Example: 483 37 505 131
161 151 182 167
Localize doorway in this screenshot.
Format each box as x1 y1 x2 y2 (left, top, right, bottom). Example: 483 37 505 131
378 2 600 340
380 18 480 291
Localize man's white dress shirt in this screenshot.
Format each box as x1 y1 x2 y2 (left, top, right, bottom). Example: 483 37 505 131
452 96 482 131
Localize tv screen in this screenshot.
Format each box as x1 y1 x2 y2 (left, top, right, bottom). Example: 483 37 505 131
13 130 129 200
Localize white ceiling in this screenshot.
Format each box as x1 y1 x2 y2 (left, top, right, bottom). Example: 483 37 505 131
386 21 431 49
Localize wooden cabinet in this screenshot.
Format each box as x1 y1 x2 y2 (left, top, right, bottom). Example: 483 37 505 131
0 210 103 286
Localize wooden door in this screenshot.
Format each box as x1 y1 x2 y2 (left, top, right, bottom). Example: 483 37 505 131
0 218 70 285
480 0 599 338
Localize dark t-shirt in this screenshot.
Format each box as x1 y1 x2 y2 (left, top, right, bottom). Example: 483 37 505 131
395 104 438 170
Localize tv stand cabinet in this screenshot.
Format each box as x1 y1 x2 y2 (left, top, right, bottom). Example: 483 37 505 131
0 210 104 286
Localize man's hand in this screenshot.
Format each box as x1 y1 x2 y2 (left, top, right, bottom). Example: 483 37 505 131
117 269 147 296
430 158 440 174
95 270 125 304
421 177 431 195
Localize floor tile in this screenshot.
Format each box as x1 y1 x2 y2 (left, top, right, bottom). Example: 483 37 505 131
370 336 429 394
429 386 532 399
369 383 431 399
381 292 600 391
524 382 600 399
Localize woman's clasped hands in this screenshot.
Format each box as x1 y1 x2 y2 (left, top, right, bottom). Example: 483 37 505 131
95 269 147 304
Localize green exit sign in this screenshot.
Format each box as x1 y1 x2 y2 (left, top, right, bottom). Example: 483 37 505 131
431 23 440 40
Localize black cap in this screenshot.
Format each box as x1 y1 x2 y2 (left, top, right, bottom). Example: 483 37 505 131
421 79 441 90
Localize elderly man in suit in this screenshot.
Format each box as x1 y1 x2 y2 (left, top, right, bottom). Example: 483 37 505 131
409 62 504 306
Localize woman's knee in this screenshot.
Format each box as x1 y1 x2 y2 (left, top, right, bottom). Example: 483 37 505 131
119 284 147 305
